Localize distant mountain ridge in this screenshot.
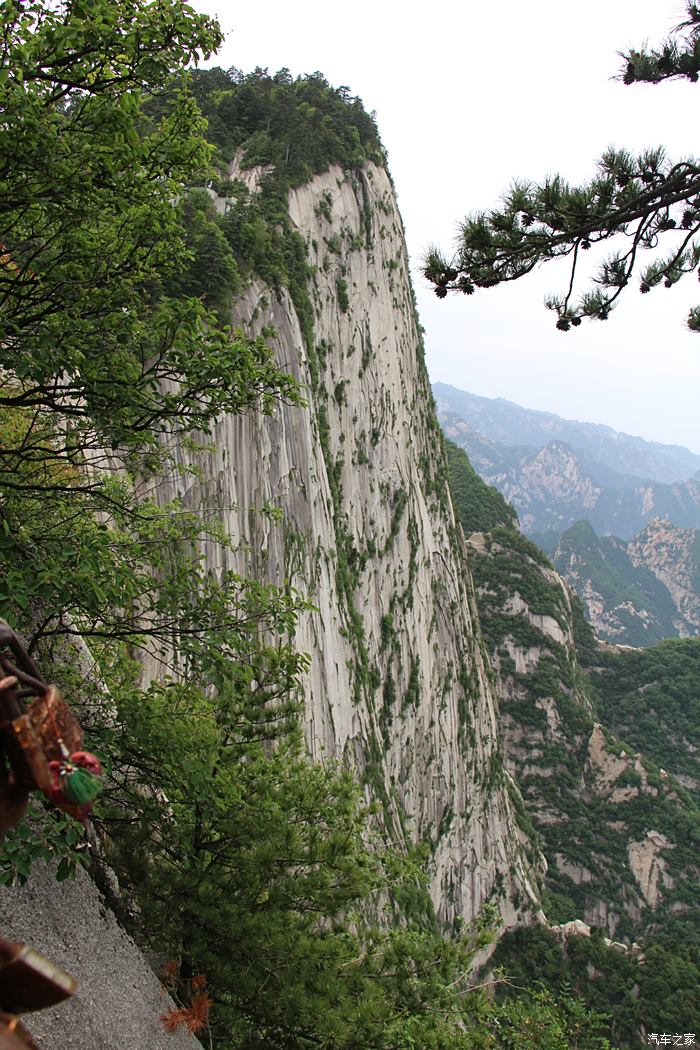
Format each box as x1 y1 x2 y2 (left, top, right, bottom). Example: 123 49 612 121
435 384 700 645
552 519 696 645
434 386 700 539
433 383 700 485
550 517 700 646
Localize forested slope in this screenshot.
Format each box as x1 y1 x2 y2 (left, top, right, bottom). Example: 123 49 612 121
447 438 700 1045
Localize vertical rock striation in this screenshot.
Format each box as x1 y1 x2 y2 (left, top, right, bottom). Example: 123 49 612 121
154 161 542 928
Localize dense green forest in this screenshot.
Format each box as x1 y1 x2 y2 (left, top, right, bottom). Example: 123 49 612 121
157 66 385 355
493 925 700 1048
0 2 618 1046
590 639 700 796
187 65 385 177
445 441 518 533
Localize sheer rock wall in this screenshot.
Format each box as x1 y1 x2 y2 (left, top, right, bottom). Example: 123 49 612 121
152 161 543 927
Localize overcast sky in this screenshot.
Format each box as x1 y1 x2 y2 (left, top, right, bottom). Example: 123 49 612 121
194 0 700 452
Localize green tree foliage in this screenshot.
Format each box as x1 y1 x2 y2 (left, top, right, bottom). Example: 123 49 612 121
186 66 384 180
495 925 700 1048
0 0 299 484
84 615 612 1048
98 650 472 1047
0 0 304 889
622 4 700 84
164 189 242 318
589 639 700 803
0 0 308 645
491 986 612 1050
423 3 700 332
97 641 611 1047
445 439 518 533
189 66 385 353
144 66 385 362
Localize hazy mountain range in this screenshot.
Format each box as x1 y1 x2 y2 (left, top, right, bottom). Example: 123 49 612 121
433 383 700 486
434 383 700 540
435 383 700 645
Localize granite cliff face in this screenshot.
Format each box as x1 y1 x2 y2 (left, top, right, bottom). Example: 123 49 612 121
150 160 542 928
627 518 700 631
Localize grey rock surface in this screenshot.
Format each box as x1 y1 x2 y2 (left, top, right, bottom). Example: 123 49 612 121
143 161 544 929
0 861 199 1049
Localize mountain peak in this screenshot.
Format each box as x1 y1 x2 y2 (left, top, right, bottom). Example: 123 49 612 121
432 383 700 483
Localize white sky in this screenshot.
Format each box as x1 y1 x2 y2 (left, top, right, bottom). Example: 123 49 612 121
194 0 700 452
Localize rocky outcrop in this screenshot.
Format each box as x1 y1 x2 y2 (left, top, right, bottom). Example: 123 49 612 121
627 518 700 632
627 831 674 908
501 591 571 648
581 580 659 644
586 724 644 800
550 918 644 960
